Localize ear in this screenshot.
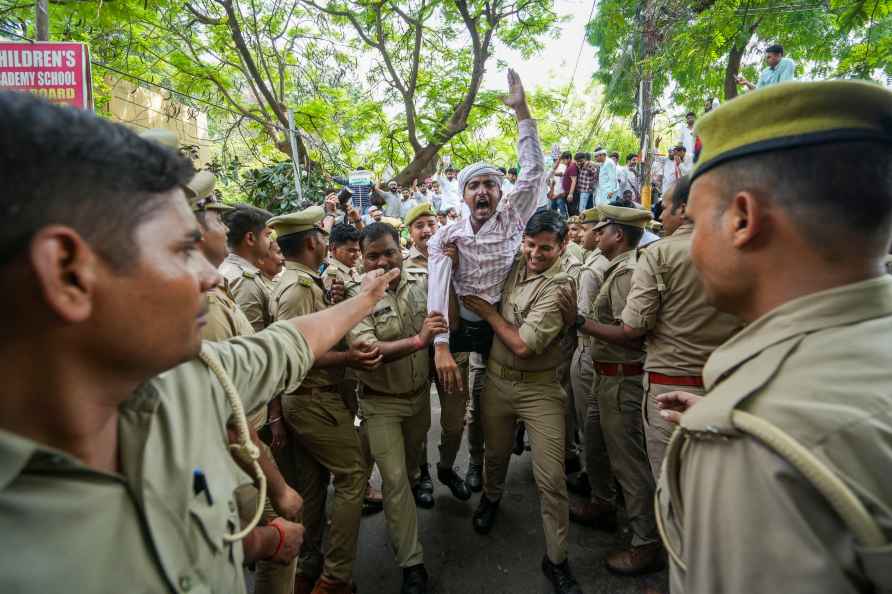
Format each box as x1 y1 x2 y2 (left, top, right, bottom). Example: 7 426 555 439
726 191 762 249
244 231 256 248
29 225 98 323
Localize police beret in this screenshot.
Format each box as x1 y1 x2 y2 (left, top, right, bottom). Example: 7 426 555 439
267 206 326 238
184 170 232 213
692 80 892 182
594 204 652 230
579 208 602 224
404 202 437 227
139 128 179 150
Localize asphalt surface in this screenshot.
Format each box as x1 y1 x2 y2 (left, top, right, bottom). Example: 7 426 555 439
349 390 669 594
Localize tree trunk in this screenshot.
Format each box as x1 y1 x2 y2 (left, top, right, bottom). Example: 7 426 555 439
394 144 441 185
638 0 659 207
724 20 760 101
35 0 49 40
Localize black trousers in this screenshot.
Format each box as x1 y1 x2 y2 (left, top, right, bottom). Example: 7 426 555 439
449 318 494 356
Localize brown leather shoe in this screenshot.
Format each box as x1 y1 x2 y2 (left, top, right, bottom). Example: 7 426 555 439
294 574 317 594
310 576 355 594
605 542 666 576
568 499 618 532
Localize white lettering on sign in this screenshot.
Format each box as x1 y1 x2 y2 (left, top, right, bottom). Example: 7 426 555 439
0 49 75 68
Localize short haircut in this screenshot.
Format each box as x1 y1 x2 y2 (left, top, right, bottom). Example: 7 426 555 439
330 222 361 247
574 152 586 161
360 222 399 250
616 224 644 247
497 167 507 174
508 167 518 176
561 151 573 160
0 91 194 269
686 111 696 117
766 44 784 55
224 204 272 249
712 141 892 257
276 228 319 258
524 209 568 242
667 175 691 213
626 153 637 163
610 151 619 159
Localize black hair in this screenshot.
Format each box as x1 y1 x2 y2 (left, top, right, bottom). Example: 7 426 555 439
224 204 273 249
626 153 637 163
584 153 592 160
686 111 696 117
524 209 568 242
667 175 691 213
766 44 784 55
609 151 620 159
0 91 195 269
616 224 645 247
497 167 507 174
277 228 319 258
330 222 361 247
574 152 586 161
713 141 892 258
560 151 573 160
360 222 400 251
508 167 518 176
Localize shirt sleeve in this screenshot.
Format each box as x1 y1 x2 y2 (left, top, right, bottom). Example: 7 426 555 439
608 269 634 321
201 296 236 343
577 266 603 320
427 224 454 345
778 58 795 82
622 250 661 331
233 280 268 333
504 118 545 226
273 283 315 320
203 321 315 414
518 278 573 355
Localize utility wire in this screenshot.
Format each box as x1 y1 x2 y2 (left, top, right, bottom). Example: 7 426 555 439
558 0 598 116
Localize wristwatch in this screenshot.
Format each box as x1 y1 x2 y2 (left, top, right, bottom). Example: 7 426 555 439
573 314 585 331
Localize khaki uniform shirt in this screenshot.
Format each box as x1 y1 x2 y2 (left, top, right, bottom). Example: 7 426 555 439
621 224 741 375
0 323 314 594
270 261 343 390
590 249 643 364
657 276 892 594
565 241 586 266
202 279 255 343
404 246 430 281
346 268 429 395
489 255 573 372
577 249 610 347
323 258 360 292
219 253 272 332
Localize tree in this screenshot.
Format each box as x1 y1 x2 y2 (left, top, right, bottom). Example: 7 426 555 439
299 0 560 184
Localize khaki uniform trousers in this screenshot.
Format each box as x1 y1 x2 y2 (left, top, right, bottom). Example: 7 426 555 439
362 387 431 568
642 376 706 481
592 372 658 546
482 370 569 564
430 351 471 469
281 391 366 583
571 344 616 496
557 349 578 458
235 438 298 594
466 352 487 466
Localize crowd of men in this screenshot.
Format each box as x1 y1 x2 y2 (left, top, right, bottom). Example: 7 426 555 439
2 54 892 594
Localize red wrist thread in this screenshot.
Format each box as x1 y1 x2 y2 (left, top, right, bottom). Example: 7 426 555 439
269 520 285 559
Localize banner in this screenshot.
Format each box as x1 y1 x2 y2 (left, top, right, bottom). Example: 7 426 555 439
0 42 93 110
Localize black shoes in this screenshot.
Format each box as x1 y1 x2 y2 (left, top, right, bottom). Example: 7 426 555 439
465 463 483 492
400 564 428 594
418 463 434 493
412 483 434 509
566 472 591 497
541 556 583 594
512 423 526 455
472 494 500 534
437 465 471 501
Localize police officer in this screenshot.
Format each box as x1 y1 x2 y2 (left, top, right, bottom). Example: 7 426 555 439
0 92 399 594
267 207 381 594
345 222 449 594
619 175 740 478
220 203 277 331
656 80 892 593
462 210 583 594
404 202 473 501
574 203 664 575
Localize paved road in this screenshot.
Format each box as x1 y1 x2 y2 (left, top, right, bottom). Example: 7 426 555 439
350 391 669 594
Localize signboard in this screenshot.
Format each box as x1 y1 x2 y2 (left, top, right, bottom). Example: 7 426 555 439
0 42 93 110
348 170 374 186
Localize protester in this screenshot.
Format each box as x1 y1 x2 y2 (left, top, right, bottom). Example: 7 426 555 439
736 43 795 90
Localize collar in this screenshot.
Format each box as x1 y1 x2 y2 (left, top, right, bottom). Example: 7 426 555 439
605 248 634 271
327 258 351 273
225 253 260 275
407 246 427 262
0 429 40 490
285 260 321 279
518 253 564 284
670 222 694 238
703 275 892 390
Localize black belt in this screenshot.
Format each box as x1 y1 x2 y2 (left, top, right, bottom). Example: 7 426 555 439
449 318 494 356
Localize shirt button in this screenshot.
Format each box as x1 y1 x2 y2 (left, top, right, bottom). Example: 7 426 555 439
229 500 237 513
179 575 193 591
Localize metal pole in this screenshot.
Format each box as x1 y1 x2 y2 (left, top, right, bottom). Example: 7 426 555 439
286 109 303 203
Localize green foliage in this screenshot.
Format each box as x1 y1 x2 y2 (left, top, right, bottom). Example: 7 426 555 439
211 157 329 214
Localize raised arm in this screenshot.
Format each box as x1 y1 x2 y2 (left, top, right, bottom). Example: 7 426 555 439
501 69 544 225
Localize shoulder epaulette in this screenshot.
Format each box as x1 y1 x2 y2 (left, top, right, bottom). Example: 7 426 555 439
298 276 314 288
242 270 256 279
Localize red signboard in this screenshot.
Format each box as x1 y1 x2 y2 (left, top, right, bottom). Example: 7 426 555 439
0 41 93 110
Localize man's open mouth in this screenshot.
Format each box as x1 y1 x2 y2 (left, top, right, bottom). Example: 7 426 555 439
475 198 490 209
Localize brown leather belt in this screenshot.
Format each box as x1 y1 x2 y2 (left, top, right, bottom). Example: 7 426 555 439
290 385 339 396
361 385 427 399
594 361 645 376
648 372 704 387
488 359 556 383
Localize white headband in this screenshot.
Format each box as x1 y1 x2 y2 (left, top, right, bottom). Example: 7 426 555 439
457 161 504 195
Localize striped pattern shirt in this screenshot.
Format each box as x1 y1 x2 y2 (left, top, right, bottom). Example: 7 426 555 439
427 118 545 345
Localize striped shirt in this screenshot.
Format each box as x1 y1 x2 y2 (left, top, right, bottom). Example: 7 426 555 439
427 118 545 345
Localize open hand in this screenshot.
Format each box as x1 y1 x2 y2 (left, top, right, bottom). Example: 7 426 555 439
655 391 704 425
462 295 497 320
500 68 528 112
434 343 463 394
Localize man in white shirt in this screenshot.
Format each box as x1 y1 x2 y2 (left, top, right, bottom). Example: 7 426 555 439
501 167 517 195
399 187 419 219
677 111 696 166
375 180 402 218
436 165 461 213
661 145 692 196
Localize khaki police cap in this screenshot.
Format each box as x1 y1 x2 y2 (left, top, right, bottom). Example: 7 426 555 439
579 208 602 225
594 204 652 230
184 170 232 213
567 215 582 224
647 220 664 233
267 205 327 238
692 80 892 181
139 128 179 150
404 202 437 227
